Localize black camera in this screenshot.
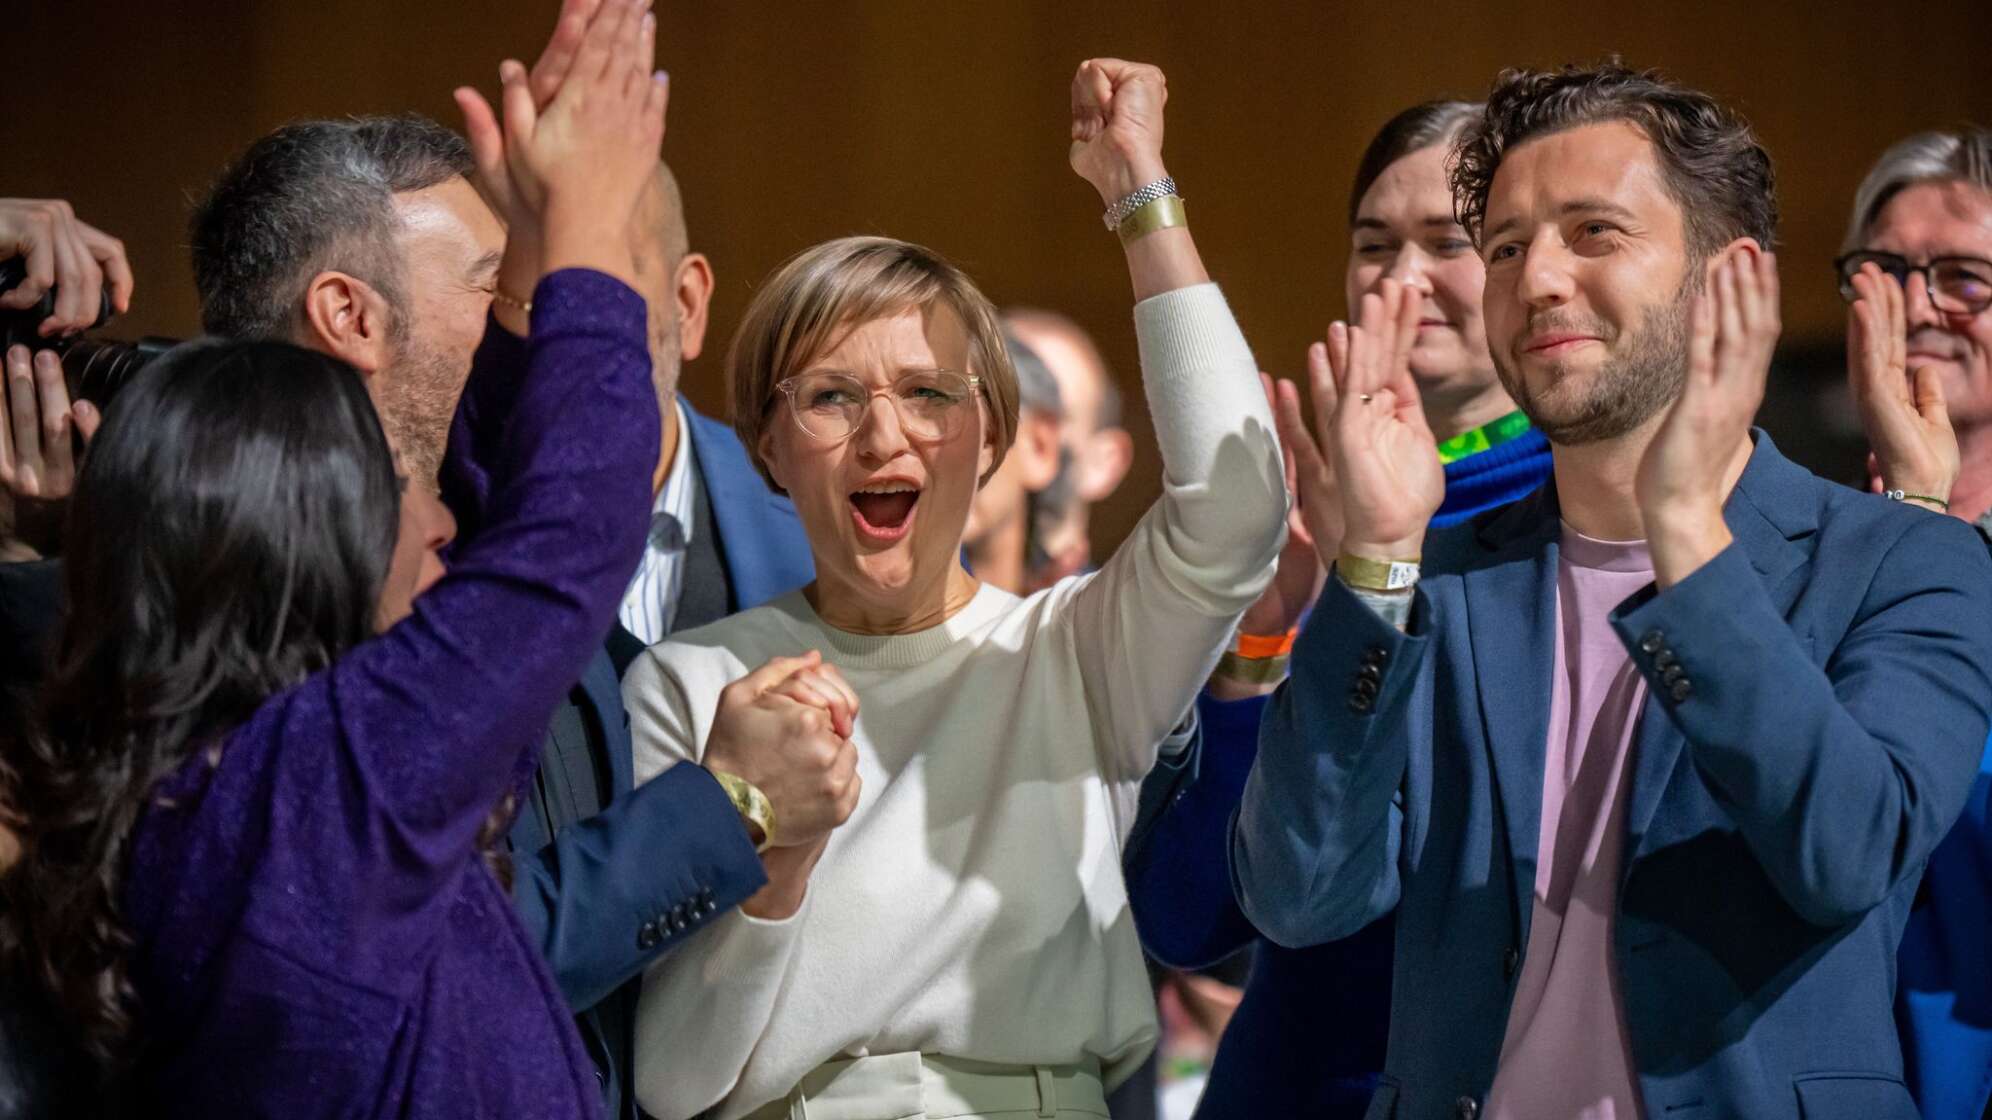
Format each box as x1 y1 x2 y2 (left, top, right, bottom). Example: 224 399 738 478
0 256 176 410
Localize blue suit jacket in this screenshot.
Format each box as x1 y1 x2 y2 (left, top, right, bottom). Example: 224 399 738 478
1121 434 1552 1119
1233 434 1992 1120
508 403 813 1112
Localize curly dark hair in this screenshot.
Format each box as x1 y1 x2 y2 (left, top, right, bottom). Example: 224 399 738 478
1450 62 1778 261
1 339 398 1078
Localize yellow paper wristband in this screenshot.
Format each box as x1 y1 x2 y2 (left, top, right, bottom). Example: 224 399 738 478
1338 553 1421 592
1116 194 1187 244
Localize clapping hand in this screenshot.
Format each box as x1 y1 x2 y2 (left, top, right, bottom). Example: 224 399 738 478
1278 278 1443 573
1635 249 1781 586
1846 261 1957 509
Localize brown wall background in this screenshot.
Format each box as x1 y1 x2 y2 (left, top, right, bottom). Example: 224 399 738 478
9 2 1990 552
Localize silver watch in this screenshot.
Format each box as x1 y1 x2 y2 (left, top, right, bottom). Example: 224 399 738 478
1103 176 1179 231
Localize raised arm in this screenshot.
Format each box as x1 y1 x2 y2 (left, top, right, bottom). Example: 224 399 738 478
256 0 669 880
1061 60 1286 788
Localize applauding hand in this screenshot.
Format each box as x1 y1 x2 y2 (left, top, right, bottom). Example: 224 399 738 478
1846 261 1957 510
1636 249 1781 586
1281 278 1443 570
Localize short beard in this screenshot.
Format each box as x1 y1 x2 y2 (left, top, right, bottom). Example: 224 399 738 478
378 326 470 490
1497 276 1692 447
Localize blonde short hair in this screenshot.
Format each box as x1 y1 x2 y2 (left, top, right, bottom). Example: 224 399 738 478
729 236 1019 491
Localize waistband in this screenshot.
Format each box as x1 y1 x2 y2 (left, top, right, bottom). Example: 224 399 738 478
741 1051 1110 1120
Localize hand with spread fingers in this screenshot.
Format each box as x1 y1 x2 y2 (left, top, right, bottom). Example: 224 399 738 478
1244 374 1329 632
1298 278 1444 568
1636 249 1782 586
453 0 666 317
1846 261 1958 512
0 198 134 337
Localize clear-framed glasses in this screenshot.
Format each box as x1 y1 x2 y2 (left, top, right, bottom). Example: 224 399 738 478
1834 250 1992 315
773 369 982 444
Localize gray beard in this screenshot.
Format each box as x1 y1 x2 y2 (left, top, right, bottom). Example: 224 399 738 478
1496 285 1690 447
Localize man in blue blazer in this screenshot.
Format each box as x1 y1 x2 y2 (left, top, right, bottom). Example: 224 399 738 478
503 163 815 1120
1234 65 1992 1120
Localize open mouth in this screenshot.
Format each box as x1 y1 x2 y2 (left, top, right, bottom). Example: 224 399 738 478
849 481 922 542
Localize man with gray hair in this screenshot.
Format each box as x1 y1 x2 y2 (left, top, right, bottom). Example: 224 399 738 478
1835 124 1992 1120
1836 126 1992 526
180 108 813 1120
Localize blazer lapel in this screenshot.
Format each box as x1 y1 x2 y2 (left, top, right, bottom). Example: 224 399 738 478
1622 432 1816 861
1462 488 1562 938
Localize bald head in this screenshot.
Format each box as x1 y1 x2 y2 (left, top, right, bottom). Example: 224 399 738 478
634 161 691 278
627 160 714 426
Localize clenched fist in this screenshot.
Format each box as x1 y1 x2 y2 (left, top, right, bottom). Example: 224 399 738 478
1068 58 1170 207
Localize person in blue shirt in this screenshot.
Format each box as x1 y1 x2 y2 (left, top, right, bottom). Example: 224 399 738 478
1121 100 1553 1119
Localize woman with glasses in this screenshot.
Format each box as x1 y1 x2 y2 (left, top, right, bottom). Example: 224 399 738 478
621 58 1285 1120
1836 125 1992 1120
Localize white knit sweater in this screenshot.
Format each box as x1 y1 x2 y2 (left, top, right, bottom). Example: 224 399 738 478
624 283 1285 1120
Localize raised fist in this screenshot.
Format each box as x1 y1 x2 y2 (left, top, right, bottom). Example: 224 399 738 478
1068 59 1170 207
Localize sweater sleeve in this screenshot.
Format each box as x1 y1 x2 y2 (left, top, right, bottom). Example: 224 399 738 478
624 644 808 1120
1064 283 1285 807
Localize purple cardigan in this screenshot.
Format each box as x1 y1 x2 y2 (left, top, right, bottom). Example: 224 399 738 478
121 270 657 1119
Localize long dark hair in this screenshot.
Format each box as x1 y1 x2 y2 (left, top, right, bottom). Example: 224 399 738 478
1 338 398 1073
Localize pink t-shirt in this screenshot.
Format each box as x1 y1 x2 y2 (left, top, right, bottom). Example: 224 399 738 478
1484 526 1652 1120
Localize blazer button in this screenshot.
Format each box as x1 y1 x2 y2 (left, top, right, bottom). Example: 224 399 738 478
637 921 659 950
671 912 691 933
1638 629 1665 654
1357 663 1383 684
1660 663 1685 686
1362 646 1389 666
1652 648 1678 671
1503 947 1520 980
1353 676 1380 698
1669 678 1693 703
1347 693 1374 714
1455 1096 1479 1120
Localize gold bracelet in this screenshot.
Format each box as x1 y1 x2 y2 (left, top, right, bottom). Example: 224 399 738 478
1216 649 1290 686
490 286 533 314
1116 194 1187 244
1337 552 1420 592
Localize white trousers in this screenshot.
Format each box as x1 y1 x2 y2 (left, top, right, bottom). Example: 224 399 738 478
740 1051 1111 1120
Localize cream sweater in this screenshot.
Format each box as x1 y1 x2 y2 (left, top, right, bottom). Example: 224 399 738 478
624 283 1285 1119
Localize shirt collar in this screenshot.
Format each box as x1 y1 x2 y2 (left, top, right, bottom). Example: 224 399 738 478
650 398 697 547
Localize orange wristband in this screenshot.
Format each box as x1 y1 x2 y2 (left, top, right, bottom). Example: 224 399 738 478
1234 627 1299 660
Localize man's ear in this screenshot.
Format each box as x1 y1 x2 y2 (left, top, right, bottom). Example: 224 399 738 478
1014 412 1063 491
675 252 715 363
1077 427 1133 502
299 270 395 375
1702 237 1766 287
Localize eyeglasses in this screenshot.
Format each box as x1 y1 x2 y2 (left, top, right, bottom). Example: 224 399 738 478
773 369 982 444
1834 250 1992 315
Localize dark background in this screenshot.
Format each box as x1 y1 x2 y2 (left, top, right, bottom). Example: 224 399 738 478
10 2 1991 549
